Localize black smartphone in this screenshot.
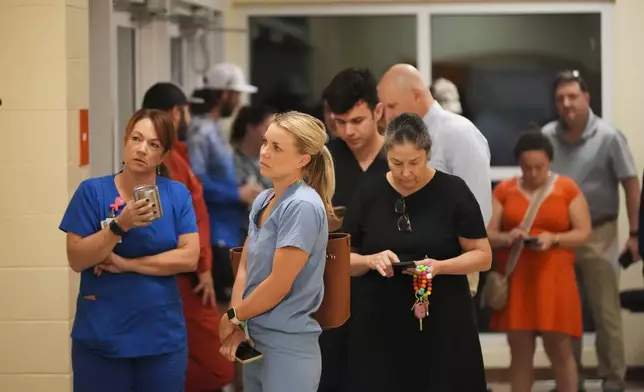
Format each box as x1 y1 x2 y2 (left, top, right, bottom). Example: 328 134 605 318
619 250 635 269
235 342 263 364
392 261 417 270
523 236 540 246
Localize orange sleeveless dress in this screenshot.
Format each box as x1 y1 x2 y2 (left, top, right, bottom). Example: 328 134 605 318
489 176 583 338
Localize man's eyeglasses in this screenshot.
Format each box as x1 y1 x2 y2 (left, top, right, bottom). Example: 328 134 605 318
394 197 412 232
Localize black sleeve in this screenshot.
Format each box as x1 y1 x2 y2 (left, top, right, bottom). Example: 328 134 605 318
452 175 488 239
341 183 367 250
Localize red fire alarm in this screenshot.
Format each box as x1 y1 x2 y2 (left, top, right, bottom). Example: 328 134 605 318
79 109 89 167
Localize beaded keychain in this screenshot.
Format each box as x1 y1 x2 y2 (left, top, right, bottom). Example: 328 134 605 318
411 262 432 331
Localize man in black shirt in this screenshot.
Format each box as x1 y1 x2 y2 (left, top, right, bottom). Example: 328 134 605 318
318 67 389 392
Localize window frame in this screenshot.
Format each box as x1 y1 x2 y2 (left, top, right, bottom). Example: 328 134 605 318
113 12 140 173
237 1 613 369
170 25 188 88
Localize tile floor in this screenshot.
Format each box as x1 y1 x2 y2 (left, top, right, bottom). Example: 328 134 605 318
488 380 644 391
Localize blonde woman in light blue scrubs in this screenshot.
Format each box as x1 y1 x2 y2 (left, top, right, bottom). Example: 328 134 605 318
218 111 335 392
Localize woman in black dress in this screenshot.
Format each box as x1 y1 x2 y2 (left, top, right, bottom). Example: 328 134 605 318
344 113 492 392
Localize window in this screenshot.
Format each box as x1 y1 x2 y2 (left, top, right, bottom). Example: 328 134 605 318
248 15 417 117
171 37 184 87
117 26 137 166
430 13 602 167
241 3 610 350
432 14 603 332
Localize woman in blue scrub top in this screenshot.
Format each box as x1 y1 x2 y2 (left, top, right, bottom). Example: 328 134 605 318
218 111 335 392
59 109 200 392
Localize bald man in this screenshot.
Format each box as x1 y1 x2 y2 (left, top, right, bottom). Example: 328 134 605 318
379 64 492 296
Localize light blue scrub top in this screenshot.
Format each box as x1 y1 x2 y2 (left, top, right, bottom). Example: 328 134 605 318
244 182 328 334
59 175 198 358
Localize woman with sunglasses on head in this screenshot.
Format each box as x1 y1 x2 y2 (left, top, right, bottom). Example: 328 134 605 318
218 111 334 392
343 112 492 392
59 109 200 392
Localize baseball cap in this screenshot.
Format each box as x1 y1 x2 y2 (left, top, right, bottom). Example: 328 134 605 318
204 63 258 94
142 82 190 110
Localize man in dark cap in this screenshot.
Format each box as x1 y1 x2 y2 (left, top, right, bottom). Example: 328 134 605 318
142 82 234 392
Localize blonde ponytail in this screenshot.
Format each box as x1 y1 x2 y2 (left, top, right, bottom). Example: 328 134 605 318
272 111 336 218
305 145 336 218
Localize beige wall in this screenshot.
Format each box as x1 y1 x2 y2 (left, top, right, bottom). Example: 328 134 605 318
613 0 644 366
0 0 88 390
226 0 644 366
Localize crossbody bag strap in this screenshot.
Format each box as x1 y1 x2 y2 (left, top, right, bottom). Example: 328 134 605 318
503 174 558 277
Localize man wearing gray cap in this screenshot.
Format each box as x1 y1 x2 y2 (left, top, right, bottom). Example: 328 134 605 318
188 63 263 312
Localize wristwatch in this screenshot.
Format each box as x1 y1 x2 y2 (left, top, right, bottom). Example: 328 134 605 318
226 307 242 325
109 219 127 237
630 230 639 238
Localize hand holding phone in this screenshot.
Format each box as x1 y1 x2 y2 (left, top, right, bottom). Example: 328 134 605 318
392 261 417 270
619 250 635 269
235 341 263 364
523 236 540 245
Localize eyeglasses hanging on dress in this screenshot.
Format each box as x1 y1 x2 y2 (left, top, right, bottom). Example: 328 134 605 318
395 197 412 232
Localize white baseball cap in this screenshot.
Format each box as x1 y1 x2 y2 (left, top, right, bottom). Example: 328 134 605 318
204 63 258 94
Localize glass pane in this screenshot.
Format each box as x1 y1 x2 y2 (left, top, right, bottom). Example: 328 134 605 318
249 16 417 117
117 26 136 167
171 37 184 86
433 14 602 333
431 13 602 167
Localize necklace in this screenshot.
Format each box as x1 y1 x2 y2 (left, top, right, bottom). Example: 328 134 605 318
411 262 432 331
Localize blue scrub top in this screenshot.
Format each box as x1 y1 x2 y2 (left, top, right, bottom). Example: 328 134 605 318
244 182 328 334
59 175 198 358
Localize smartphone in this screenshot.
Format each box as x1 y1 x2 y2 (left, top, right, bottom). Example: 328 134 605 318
235 342 263 364
618 250 635 269
523 236 540 246
392 261 417 270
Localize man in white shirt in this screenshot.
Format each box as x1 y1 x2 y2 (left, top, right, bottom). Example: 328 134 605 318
378 64 492 296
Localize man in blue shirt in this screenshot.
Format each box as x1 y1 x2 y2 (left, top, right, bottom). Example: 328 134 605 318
188 62 263 309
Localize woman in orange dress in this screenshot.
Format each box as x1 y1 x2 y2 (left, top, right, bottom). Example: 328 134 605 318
488 131 591 392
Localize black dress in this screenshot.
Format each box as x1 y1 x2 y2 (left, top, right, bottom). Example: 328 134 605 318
343 171 488 392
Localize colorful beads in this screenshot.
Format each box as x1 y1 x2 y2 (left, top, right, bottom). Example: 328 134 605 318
412 264 432 299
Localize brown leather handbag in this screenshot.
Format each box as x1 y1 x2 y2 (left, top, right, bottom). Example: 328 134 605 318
228 232 352 330
314 232 351 329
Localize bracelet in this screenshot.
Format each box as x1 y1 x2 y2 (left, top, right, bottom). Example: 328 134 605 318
553 234 560 247
630 230 638 238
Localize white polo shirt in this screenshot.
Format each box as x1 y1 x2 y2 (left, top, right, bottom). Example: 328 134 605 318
423 102 492 225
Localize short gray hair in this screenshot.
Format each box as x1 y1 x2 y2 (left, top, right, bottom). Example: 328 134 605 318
383 113 432 154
